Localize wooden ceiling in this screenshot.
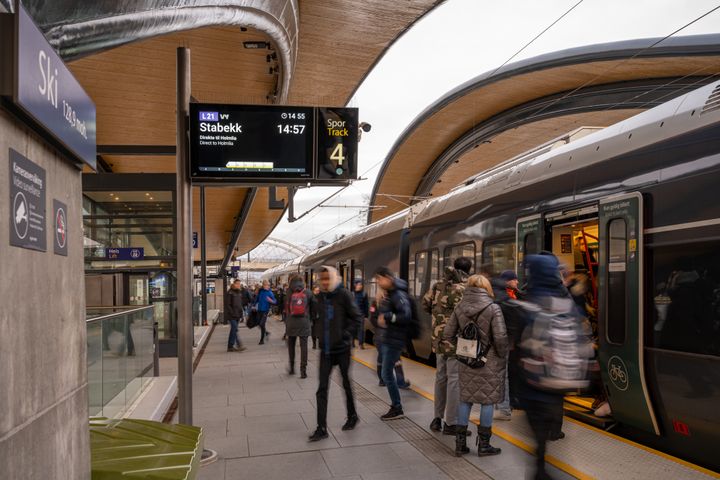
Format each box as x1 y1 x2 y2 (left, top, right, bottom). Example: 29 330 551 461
370 55 720 223
71 1 442 261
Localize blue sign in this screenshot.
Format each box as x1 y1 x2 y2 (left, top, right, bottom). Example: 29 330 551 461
199 111 219 122
14 5 97 169
192 232 198 248
231 266 240 272
106 248 144 260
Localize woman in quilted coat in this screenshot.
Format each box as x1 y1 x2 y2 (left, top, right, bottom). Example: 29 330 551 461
443 274 508 457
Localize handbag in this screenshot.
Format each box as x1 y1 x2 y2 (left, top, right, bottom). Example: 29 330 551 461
456 304 493 369
246 309 259 329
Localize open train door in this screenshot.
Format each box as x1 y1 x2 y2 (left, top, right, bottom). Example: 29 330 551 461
598 193 660 435
516 214 544 285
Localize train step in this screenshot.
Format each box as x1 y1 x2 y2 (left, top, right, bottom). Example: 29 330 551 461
563 399 616 430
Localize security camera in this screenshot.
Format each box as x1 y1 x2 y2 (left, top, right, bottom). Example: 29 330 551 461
360 122 372 132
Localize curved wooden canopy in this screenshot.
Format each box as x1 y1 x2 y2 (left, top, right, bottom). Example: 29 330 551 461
369 34 720 224
62 0 443 261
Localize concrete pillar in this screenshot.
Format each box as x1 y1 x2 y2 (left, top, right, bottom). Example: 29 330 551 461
0 108 90 478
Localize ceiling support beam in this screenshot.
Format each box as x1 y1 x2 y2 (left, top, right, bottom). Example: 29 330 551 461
221 187 258 272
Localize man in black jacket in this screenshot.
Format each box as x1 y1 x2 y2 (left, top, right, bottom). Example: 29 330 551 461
309 266 362 442
374 266 412 421
225 280 247 352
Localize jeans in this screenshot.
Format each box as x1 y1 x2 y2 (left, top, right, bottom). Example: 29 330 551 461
228 318 242 348
258 311 269 341
316 350 357 428
376 339 407 386
457 402 494 428
356 318 366 346
380 344 403 408
287 336 308 370
434 355 459 425
495 359 511 414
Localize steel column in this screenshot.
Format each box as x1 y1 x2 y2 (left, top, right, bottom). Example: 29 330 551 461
176 47 193 425
200 186 208 326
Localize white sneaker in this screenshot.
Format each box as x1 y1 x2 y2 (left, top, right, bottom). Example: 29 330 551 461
494 411 512 421
594 402 612 417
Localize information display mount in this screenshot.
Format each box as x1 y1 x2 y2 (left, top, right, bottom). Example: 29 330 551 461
189 103 358 185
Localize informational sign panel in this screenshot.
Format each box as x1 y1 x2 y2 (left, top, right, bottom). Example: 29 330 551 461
53 199 68 256
9 149 46 251
13 5 97 169
189 103 314 181
316 107 359 181
106 247 144 260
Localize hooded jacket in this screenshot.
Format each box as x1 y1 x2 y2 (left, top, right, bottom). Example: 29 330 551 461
443 286 508 404
376 277 412 350
317 266 362 354
254 286 277 313
423 266 468 356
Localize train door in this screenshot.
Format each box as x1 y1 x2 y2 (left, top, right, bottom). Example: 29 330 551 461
598 193 660 435
516 214 544 284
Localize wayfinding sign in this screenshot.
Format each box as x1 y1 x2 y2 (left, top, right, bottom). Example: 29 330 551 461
189 103 359 185
0 4 97 169
9 149 46 252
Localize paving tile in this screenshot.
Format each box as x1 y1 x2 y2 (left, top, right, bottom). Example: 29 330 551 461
361 466 451 480
247 428 340 456
194 405 244 422
227 413 309 435
244 399 315 417
205 434 249 460
224 451 331 480
229 390 292 405
197 458 225 480
321 443 412 476
328 422 404 447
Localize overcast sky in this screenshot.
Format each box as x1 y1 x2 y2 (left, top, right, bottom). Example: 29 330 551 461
260 0 720 256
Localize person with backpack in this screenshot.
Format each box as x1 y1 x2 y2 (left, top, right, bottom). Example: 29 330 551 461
309 266 362 442
443 274 508 458
516 254 592 480
285 274 316 378
422 257 472 436
253 280 277 345
370 297 412 389
374 267 413 421
352 280 369 349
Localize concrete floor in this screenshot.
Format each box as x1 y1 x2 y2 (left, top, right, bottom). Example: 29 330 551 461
191 316 573 480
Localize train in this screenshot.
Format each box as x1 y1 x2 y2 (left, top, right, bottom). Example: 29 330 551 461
264 80 720 470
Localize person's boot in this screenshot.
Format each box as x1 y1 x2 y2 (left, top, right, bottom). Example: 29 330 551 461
288 364 295 375
376 365 385 386
342 414 359 431
300 368 307 379
443 424 471 437
477 426 502 456
429 417 442 432
308 426 328 442
454 426 470 457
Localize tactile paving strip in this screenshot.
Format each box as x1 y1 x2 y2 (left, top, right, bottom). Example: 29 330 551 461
340 377 494 480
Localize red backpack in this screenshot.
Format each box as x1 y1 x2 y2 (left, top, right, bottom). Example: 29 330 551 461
290 290 308 316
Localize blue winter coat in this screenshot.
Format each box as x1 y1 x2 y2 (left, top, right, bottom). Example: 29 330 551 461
255 288 277 313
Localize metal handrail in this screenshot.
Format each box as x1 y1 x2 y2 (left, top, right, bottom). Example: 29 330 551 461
86 305 154 323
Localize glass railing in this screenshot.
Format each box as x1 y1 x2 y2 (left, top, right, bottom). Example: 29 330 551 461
86 305 156 418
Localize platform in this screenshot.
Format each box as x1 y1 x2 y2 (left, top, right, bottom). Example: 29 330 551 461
191 317 576 480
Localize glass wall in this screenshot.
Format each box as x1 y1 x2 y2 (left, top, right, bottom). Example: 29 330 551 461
87 306 155 418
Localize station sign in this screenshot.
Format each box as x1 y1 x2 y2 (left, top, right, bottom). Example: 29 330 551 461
106 247 145 261
189 103 359 185
0 3 97 169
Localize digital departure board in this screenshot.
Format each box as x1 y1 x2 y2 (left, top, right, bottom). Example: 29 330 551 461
189 103 314 181
316 107 359 182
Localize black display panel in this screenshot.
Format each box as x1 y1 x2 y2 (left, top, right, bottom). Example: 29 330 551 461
316 107 359 182
190 103 314 181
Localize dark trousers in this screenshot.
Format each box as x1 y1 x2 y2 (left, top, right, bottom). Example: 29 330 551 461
287 336 308 370
524 398 564 476
259 311 269 341
316 350 357 428
228 318 241 348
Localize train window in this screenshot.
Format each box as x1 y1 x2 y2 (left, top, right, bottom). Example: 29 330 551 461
524 232 539 256
606 219 627 344
354 265 364 284
650 240 720 357
414 251 428 297
481 239 516 277
444 242 476 270
429 249 440 286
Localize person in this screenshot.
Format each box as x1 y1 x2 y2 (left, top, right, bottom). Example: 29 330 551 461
374 266 413 421
491 269 523 421
353 280 369 349
311 285 321 349
254 280 277 345
422 257 472 436
369 297 411 389
443 274 508 457
309 266 362 441
285 274 316 379
224 279 247 352
516 254 576 480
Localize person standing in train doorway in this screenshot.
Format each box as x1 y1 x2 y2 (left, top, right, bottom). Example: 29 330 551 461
374 267 413 421
423 256 473 437
309 266 362 442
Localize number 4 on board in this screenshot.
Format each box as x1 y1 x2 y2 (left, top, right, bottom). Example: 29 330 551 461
330 143 345 165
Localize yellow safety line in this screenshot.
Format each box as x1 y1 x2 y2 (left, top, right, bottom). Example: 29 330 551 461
564 396 594 410
351 355 593 480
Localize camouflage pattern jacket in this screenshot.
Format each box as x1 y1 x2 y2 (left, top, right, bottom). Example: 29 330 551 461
422 267 468 356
